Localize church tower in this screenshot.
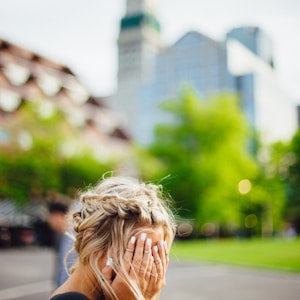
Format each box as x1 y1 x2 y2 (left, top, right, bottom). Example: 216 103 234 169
113 0 162 139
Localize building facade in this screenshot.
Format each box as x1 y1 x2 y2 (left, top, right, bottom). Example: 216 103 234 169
112 0 163 140
113 0 297 145
0 38 130 160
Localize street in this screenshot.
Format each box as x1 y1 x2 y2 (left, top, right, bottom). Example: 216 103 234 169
0 247 300 300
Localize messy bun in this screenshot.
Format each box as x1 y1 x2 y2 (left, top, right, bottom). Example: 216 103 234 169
71 175 176 300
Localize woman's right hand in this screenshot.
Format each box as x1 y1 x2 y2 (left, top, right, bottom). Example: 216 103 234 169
101 233 169 300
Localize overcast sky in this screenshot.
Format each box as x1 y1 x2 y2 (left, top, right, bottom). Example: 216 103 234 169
0 0 300 101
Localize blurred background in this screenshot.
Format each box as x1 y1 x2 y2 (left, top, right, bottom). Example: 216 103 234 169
0 0 300 299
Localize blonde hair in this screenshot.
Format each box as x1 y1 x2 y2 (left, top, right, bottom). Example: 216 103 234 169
71 175 176 299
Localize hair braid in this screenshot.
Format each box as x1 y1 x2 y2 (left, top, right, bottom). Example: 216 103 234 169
69 176 177 300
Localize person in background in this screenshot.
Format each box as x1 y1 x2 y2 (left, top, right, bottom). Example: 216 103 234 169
48 200 77 287
49 175 177 300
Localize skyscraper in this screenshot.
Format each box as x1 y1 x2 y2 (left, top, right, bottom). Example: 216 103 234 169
112 0 297 145
226 26 275 68
113 0 163 139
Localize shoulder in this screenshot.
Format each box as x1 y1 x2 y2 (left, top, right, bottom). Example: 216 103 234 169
50 292 90 300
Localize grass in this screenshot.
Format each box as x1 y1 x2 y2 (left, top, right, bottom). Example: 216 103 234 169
169 237 300 273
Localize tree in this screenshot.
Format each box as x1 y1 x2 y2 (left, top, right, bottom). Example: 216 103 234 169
0 99 115 205
286 130 300 233
232 136 290 237
139 88 258 235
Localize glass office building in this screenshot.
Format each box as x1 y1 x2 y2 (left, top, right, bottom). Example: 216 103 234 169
114 1 297 145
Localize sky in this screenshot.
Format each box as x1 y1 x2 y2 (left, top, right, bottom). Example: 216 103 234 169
0 0 300 101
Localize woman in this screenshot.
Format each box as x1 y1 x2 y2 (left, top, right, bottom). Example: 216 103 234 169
49 175 177 300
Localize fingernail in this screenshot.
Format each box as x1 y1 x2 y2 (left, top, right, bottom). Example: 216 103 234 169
130 236 136 244
160 240 164 247
141 233 146 241
164 241 167 247
146 238 152 246
106 257 113 266
153 245 158 252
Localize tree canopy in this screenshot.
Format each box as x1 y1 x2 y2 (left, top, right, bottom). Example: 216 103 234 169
286 130 300 232
140 88 258 234
0 99 115 205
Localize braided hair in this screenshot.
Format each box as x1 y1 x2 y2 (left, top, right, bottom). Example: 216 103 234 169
71 176 176 299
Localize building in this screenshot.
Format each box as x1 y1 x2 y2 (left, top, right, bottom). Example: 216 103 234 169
138 31 235 144
0 38 130 160
226 30 297 144
226 26 275 68
0 38 135 241
112 0 163 140
112 0 297 145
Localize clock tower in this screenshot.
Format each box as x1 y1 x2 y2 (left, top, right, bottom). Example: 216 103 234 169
114 0 162 139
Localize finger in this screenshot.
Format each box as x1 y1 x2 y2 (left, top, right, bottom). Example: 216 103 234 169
158 240 166 270
100 258 114 300
164 241 170 266
130 232 147 276
139 237 152 276
124 236 136 272
152 245 163 280
144 251 153 282
102 257 114 281
149 255 158 283
101 267 113 284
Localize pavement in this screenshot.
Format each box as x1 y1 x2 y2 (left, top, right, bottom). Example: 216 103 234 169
0 247 300 300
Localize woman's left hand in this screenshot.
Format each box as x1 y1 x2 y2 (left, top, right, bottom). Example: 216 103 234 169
101 233 169 300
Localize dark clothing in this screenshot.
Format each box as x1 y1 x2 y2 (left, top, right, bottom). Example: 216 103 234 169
50 291 90 300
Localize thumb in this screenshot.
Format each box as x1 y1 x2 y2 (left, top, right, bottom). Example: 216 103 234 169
102 267 113 282
101 258 114 299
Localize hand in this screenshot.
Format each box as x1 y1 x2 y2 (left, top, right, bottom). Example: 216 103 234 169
144 240 169 299
101 233 169 300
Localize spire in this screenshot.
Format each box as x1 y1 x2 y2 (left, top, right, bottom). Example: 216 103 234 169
126 0 158 15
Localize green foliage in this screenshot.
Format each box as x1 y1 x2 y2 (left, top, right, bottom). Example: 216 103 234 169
135 87 292 237
239 174 287 236
0 99 116 205
58 155 112 196
140 88 258 232
131 146 165 181
0 150 60 204
286 130 300 231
